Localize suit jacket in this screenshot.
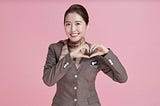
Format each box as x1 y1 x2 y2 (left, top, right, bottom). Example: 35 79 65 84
42 40 128 106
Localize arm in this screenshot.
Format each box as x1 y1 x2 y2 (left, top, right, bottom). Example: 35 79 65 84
96 49 128 83
42 44 74 87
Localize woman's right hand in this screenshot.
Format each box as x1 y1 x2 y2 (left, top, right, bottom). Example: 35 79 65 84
70 44 90 59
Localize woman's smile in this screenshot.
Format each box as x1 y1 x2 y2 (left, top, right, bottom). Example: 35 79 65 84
70 32 79 37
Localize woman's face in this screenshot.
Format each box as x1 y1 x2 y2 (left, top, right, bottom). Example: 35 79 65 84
64 12 88 42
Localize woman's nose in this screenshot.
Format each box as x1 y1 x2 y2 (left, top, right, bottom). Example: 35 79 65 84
71 24 76 31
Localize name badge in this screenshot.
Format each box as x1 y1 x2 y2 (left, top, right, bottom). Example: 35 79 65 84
90 60 98 69
91 61 97 65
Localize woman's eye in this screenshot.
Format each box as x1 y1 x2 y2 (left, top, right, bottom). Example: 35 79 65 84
65 23 71 26
76 22 81 25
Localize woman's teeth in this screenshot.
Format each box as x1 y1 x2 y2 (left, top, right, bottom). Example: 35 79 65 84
70 33 79 37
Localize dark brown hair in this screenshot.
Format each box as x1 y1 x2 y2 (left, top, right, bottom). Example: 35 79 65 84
64 4 89 25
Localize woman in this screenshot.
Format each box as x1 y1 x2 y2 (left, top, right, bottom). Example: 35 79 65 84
43 4 128 106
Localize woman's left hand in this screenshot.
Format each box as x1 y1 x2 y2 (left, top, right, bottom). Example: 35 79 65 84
89 44 109 58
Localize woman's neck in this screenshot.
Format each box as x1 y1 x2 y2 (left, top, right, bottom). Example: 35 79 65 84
67 37 85 49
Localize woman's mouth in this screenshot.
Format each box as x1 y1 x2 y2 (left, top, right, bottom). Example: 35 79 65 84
70 33 79 37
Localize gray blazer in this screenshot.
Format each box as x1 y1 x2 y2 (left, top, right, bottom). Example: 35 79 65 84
42 40 128 106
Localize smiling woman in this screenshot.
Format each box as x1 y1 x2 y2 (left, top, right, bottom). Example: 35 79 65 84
42 4 128 106
64 4 89 50
64 12 87 43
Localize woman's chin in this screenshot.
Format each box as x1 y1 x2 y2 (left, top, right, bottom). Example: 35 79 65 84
69 37 80 42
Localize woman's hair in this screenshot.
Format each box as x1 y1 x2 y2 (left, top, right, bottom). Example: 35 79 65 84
64 4 89 25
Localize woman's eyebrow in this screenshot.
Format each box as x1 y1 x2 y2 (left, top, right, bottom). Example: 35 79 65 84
75 21 82 23
65 21 71 23
75 21 82 22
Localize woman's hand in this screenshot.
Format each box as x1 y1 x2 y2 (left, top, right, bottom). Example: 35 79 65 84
70 43 109 58
70 44 90 59
89 44 109 58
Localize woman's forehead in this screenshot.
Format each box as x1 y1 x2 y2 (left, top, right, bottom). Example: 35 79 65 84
65 12 84 22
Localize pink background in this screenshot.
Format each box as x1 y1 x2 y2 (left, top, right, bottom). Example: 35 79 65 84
0 0 160 106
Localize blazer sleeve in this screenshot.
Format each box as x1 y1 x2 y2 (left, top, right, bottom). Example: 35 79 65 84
42 44 74 87
96 48 128 83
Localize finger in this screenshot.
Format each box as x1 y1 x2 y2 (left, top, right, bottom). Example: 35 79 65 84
82 55 90 58
90 44 97 50
95 45 105 53
82 45 90 54
90 53 99 58
84 44 90 51
90 45 96 53
91 44 101 52
80 48 86 53
78 54 89 58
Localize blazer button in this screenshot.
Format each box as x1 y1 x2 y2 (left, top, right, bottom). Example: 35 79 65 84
64 62 69 68
74 98 77 102
74 86 77 90
74 75 78 78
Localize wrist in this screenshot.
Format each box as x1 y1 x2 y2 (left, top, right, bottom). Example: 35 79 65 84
104 48 109 53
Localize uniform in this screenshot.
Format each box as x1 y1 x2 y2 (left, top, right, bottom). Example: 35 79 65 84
42 40 128 106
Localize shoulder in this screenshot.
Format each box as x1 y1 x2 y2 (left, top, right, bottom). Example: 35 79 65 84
48 39 66 49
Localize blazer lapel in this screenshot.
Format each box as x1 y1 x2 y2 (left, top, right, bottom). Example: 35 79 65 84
54 40 65 62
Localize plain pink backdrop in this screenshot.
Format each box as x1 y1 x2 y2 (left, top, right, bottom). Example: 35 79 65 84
0 0 160 106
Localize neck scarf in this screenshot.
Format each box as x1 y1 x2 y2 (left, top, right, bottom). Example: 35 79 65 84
67 37 85 49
